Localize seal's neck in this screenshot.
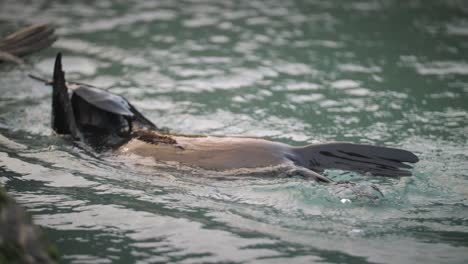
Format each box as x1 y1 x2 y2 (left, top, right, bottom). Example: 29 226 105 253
131 129 179 147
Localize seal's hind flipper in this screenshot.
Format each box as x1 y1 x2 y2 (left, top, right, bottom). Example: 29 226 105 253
294 143 419 177
52 53 82 140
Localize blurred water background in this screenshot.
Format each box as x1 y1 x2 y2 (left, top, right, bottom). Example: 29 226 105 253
1 0 467 263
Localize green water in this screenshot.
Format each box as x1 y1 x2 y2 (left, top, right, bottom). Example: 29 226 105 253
1 0 467 263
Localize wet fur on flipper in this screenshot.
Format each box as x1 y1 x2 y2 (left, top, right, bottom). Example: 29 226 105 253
293 143 419 177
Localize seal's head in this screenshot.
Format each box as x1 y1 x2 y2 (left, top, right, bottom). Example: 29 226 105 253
49 53 157 148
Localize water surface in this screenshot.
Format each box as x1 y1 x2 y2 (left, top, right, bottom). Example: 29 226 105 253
1 0 467 263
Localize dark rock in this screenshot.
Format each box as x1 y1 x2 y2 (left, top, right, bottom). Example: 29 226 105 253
0 187 59 264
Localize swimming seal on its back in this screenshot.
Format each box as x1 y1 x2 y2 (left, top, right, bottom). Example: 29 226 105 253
31 53 419 183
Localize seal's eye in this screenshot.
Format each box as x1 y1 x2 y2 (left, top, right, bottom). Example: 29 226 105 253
116 116 131 136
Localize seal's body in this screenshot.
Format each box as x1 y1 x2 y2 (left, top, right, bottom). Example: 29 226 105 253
120 136 292 171
34 53 419 183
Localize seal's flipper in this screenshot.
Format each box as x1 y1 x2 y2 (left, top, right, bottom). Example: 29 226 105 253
294 143 418 177
291 167 333 183
52 53 82 140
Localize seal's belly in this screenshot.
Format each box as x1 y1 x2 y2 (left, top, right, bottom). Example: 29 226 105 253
118 136 293 170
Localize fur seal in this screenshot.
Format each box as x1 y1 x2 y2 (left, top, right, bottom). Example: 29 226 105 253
31 53 419 183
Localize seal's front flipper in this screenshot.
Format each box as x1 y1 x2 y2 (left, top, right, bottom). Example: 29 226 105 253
294 142 419 177
289 167 333 183
51 53 82 140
